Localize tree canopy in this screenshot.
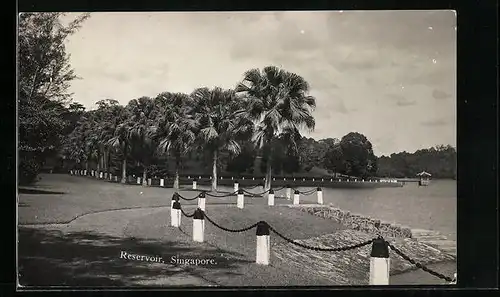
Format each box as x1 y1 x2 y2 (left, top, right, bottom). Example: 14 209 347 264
18 12 90 184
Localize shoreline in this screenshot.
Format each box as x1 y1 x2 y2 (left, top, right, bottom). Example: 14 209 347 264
288 203 457 258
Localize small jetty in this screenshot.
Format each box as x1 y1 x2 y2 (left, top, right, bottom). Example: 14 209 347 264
416 171 432 186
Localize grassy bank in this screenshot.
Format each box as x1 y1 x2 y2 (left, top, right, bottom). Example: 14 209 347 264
18 174 454 286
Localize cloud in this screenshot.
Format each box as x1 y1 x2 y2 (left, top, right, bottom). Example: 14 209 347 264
387 93 416 107
396 100 417 107
421 119 449 127
408 65 455 87
432 89 452 100
330 98 358 114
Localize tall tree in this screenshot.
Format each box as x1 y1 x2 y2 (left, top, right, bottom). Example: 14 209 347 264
18 12 90 184
127 97 158 186
226 140 257 174
338 132 377 178
323 142 344 176
155 92 197 190
191 87 254 191
107 106 132 183
235 66 316 190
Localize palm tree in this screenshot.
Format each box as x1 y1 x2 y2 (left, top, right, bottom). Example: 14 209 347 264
62 116 88 169
127 97 158 186
191 87 254 191
235 66 316 190
107 106 132 183
154 92 197 191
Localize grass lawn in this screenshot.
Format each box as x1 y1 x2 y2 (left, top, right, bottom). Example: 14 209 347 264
17 174 456 287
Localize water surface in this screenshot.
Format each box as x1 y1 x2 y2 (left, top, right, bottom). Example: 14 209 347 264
211 180 457 240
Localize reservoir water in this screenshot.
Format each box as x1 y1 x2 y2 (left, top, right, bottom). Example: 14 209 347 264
211 179 457 240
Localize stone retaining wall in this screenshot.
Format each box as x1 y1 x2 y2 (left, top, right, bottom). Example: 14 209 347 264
272 229 456 285
293 205 413 239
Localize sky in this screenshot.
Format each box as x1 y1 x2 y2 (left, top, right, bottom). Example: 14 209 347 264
62 11 456 156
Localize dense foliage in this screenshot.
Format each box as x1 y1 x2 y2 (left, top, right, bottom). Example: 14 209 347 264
377 145 457 179
18 12 90 185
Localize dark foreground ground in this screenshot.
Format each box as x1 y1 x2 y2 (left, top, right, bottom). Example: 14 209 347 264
17 174 456 287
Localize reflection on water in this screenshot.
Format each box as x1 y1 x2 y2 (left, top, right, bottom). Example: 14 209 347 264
211 180 457 240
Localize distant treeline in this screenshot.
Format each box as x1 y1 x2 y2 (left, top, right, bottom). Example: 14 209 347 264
376 145 457 179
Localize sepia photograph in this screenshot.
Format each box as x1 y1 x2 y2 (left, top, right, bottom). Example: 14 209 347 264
17 10 457 287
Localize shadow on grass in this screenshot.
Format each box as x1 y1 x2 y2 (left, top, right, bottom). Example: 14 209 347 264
18 202 30 207
18 188 66 195
18 226 253 287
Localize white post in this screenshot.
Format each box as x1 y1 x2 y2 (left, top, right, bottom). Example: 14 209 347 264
70 170 73 175
114 175 118 182
171 193 179 209
100 172 103 179
171 201 181 228
137 177 141 184
369 238 390 285
198 192 206 211
268 189 275 206
317 187 323 204
234 181 239 192
286 185 291 200
237 189 244 209
160 178 165 187
148 178 152 186
192 208 205 243
84 170 87 176
192 179 197 190
256 222 270 265
293 190 300 205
